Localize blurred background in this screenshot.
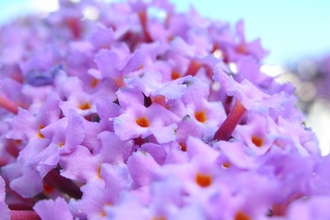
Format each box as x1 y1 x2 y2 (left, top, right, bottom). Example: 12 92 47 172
1 0 330 154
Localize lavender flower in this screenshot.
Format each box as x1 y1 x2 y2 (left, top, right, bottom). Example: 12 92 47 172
0 0 328 219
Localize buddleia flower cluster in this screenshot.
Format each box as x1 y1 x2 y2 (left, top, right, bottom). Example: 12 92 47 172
0 0 329 219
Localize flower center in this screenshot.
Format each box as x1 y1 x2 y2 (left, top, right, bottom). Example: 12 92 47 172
195 173 212 187
235 211 250 220
90 78 99 88
223 162 231 168
195 110 207 123
136 117 150 127
152 217 166 220
171 71 181 80
37 125 45 138
179 142 187 152
79 102 91 110
251 135 264 147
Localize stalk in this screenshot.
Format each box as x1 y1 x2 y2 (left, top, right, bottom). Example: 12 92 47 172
213 99 246 141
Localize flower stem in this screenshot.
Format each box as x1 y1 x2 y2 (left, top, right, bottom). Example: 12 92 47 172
44 169 82 199
0 93 18 114
138 11 152 43
185 60 201 76
213 99 246 141
10 210 40 220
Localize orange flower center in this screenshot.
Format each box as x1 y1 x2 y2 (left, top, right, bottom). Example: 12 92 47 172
37 125 45 138
90 78 99 88
152 217 166 220
97 165 102 178
179 142 187 152
79 102 91 110
223 162 231 168
195 173 212 187
251 135 263 147
136 117 150 127
171 71 181 80
195 110 207 123
235 211 250 220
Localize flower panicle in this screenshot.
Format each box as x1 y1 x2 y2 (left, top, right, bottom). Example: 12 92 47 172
0 0 326 220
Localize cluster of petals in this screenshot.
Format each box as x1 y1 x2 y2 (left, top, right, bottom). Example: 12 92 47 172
0 0 329 219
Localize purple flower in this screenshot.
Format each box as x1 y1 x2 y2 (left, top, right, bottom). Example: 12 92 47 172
34 197 73 220
232 113 282 155
287 196 330 220
0 176 10 220
113 88 179 143
59 131 133 184
88 23 116 50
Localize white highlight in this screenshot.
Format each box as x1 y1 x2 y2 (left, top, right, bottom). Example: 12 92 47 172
29 0 59 13
212 49 223 59
260 64 285 77
228 62 237 74
83 6 100 20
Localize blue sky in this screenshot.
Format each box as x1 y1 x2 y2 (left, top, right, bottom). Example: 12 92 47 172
172 0 330 65
1 0 330 65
